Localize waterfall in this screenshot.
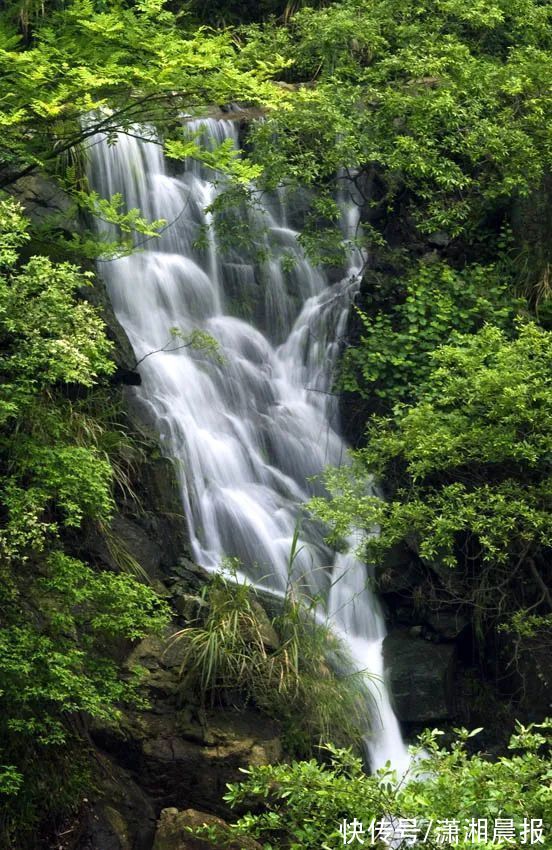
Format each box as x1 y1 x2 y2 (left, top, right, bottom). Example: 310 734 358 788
88 117 409 773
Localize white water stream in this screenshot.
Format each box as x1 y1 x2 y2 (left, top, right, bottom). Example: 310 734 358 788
88 118 409 772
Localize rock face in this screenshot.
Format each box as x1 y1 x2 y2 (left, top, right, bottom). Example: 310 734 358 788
500 633 552 721
153 807 262 850
78 629 281 850
11 173 77 233
383 630 456 723
74 633 281 850
78 449 191 585
74 762 156 850
95 704 282 816
424 610 468 642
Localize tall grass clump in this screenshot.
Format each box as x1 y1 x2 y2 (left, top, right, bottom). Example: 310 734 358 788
168 566 372 757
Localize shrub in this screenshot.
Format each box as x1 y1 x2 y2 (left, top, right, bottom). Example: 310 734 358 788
208 721 552 850
340 258 519 408
312 322 552 636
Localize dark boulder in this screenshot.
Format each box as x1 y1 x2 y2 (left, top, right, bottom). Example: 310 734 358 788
424 610 468 642
74 762 156 850
383 630 456 723
375 544 424 596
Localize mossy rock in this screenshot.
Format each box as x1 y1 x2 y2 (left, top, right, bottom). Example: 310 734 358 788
153 807 262 850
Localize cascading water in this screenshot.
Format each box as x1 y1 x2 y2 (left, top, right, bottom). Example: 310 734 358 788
88 118 409 773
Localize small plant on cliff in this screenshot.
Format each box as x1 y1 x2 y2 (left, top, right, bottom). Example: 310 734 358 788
168 567 369 756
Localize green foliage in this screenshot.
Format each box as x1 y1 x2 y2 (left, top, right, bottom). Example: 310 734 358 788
0 743 91 850
245 0 552 237
0 0 549 841
0 552 167 747
187 0 326 26
296 191 363 267
0 198 170 845
0 0 290 261
134 327 224 370
169 569 368 755
75 190 165 238
501 611 552 641
0 199 116 561
165 135 263 185
0 199 114 414
312 322 552 632
214 721 552 850
68 188 169 258
0 0 284 191
341 257 519 406
0 765 23 797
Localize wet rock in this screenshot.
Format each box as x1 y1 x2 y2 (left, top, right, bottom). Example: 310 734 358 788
112 367 142 386
109 515 165 576
153 807 262 850
170 558 212 594
250 600 280 651
94 706 282 815
500 633 552 720
425 610 468 641
375 545 424 595
427 230 450 247
174 592 205 621
85 274 138 372
75 762 155 850
126 634 166 671
421 556 466 597
383 630 456 722
12 173 75 229
80 452 192 584
77 806 132 850
94 631 282 816
123 631 184 698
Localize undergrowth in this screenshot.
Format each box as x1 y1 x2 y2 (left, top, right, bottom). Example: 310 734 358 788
168 566 371 757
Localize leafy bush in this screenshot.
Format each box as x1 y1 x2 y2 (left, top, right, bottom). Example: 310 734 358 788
212 721 552 850
0 198 116 562
312 322 552 635
247 0 552 237
0 551 168 749
341 258 519 407
169 570 368 756
0 199 170 845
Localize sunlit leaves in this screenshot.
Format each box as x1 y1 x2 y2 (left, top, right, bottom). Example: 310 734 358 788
313 322 552 578
341 259 519 406
0 0 285 192
218 721 552 850
165 135 263 183
244 0 552 235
